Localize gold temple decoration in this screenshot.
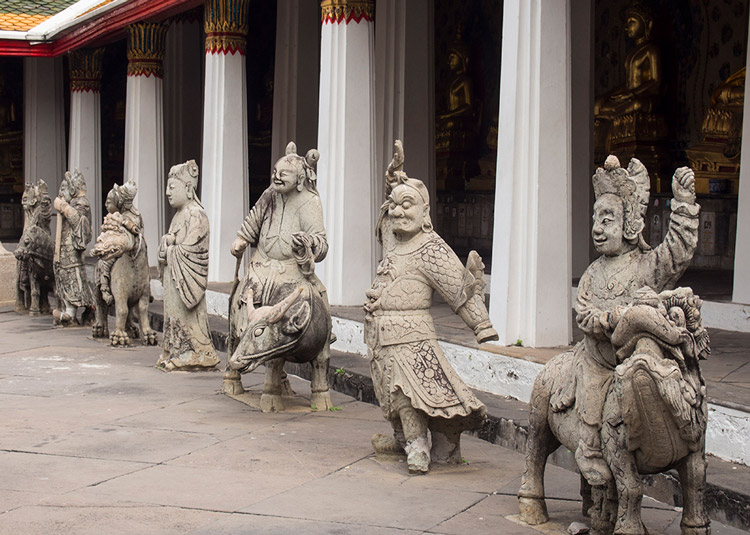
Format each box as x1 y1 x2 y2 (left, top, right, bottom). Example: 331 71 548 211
68 48 104 93
320 0 374 24
126 23 168 78
686 66 745 195
204 0 249 55
593 2 668 191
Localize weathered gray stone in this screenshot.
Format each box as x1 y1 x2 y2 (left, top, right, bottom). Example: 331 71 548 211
52 170 95 326
365 140 498 475
225 142 333 412
91 180 157 346
156 160 219 371
519 156 711 535
14 180 54 315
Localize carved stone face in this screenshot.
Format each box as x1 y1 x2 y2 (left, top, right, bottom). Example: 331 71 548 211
592 193 625 256
105 191 118 214
60 180 74 202
388 184 427 240
271 160 300 195
166 176 189 209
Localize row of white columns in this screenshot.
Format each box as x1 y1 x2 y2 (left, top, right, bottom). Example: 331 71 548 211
21 0 750 346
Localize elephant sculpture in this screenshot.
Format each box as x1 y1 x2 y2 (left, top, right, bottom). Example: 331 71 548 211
519 287 711 535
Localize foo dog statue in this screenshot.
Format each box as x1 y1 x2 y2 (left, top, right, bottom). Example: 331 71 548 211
15 179 54 315
519 156 710 535
225 142 333 413
91 181 157 346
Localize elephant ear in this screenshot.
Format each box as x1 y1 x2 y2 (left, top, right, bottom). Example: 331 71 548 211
282 301 311 335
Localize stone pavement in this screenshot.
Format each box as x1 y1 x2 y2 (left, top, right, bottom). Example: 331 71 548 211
0 310 747 535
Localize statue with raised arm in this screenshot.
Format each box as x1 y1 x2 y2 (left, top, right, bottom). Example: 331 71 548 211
519 157 711 535
157 160 219 371
225 142 333 413
53 170 94 326
365 140 498 475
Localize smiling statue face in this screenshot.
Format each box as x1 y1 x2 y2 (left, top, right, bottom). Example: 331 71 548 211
271 159 300 195
166 176 189 209
592 193 625 256
388 184 426 240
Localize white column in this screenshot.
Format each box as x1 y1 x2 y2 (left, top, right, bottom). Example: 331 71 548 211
489 0 572 347
124 23 168 266
164 14 204 226
732 15 750 304
317 0 376 305
23 57 66 203
375 0 434 217
570 0 593 279
201 0 250 283
68 48 104 240
271 0 320 161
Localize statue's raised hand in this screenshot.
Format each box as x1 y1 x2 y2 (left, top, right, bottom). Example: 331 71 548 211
672 167 696 204
230 236 247 258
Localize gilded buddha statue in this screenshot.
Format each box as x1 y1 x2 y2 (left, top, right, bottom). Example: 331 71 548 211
594 2 668 190
687 65 746 194
436 26 479 189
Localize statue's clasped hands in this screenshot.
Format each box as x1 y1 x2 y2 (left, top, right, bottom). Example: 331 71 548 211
230 236 248 258
672 167 696 204
53 196 67 212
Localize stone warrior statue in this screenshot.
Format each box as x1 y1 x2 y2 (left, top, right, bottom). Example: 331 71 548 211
365 140 498 475
224 141 333 413
157 160 219 370
53 170 94 326
91 180 157 346
519 157 710 535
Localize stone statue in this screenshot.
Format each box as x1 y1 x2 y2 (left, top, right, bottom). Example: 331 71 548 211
157 160 219 371
519 156 710 535
594 2 668 188
91 180 157 346
15 179 54 315
365 140 498 475
224 142 333 413
53 170 95 326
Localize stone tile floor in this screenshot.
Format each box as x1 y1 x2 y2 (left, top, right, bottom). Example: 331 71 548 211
1 310 747 534
0 309 740 535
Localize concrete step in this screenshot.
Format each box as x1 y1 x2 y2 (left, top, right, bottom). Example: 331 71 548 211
142 301 750 533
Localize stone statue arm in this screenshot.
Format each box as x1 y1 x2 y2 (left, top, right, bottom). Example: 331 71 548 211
233 188 272 256
165 209 209 309
575 270 619 340
648 167 700 291
58 198 92 250
295 194 328 262
420 243 497 343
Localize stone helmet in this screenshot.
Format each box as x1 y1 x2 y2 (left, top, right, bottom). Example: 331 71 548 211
63 169 87 194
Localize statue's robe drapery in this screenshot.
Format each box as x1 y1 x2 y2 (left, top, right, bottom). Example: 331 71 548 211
158 202 218 369
54 196 93 307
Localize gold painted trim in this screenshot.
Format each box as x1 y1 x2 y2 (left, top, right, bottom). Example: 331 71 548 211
68 48 104 92
321 0 374 24
126 23 168 78
204 0 248 54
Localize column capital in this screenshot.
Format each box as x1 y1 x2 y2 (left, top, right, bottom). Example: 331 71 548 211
204 0 249 55
68 48 104 93
321 0 374 24
126 22 168 78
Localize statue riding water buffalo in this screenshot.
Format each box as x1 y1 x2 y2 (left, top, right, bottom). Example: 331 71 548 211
519 156 710 535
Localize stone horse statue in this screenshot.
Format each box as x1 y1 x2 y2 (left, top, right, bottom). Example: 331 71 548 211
519 287 711 535
90 181 157 346
228 282 332 412
15 179 54 315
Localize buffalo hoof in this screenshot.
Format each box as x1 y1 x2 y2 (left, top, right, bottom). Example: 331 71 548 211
407 450 429 475
680 524 710 535
92 322 109 339
143 330 158 346
518 497 549 526
311 391 333 411
260 393 284 413
110 329 131 346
